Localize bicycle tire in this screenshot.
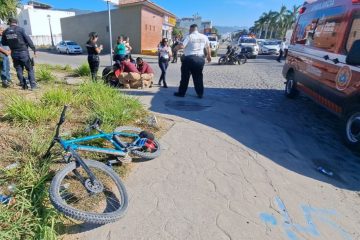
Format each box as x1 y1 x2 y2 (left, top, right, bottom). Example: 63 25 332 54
114 126 161 160
49 160 128 224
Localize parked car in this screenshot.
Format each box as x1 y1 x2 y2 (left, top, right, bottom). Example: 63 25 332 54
282 0 360 149
238 37 259 58
208 36 219 51
56 41 83 54
259 41 280 55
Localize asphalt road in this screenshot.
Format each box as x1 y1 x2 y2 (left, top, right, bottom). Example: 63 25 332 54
36 46 360 240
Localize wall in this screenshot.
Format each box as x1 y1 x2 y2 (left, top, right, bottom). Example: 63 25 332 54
111 5 142 53
61 6 143 54
18 8 74 36
141 7 163 51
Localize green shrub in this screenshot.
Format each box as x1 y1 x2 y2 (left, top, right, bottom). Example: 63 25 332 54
4 95 58 123
74 62 91 77
36 67 56 82
41 88 74 107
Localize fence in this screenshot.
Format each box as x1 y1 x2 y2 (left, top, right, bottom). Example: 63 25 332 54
29 34 62 47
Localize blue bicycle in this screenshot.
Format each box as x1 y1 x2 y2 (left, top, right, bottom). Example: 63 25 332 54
44 106 161 224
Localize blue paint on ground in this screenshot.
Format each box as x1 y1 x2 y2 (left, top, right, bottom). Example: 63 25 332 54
260 213 277 226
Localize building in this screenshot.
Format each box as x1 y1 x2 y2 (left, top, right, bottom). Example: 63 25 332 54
177 14 213 34
17 1 75 46
61 0 176 54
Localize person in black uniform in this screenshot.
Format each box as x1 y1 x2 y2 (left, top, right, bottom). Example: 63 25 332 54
86 32 103 81
1 18 37 90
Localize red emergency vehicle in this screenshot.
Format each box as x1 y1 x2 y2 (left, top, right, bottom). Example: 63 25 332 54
283 0 360 149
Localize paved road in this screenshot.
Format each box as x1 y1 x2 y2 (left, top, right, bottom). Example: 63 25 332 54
41 49 360 240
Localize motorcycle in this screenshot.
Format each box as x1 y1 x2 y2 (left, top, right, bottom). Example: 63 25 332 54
218 45 248 65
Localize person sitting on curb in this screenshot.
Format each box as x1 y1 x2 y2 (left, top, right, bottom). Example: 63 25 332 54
118 55 140 89
136 57 154 88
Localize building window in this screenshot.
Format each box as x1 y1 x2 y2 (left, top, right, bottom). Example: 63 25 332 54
153 26 155 31
145 24 148 31
106 26 109 33
24 20 27 25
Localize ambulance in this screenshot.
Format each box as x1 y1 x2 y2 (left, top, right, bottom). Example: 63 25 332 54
282 0 360 149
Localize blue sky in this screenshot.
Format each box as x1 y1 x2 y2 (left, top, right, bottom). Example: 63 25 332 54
22 0 304 27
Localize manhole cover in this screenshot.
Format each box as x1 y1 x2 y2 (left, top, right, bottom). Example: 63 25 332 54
165 100 212 111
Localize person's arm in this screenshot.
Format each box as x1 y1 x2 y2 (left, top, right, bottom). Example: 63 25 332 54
126 42 132 51
174 35 189 52
205 37 211 63
95 44 103 54
0 47 10 56
21 28 36 55
168 47 173 57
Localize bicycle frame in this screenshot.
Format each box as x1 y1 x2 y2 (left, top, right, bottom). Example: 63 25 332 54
59 130 142 157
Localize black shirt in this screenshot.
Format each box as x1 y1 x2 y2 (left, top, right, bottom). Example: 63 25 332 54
1 25 36 53
86 41 98 56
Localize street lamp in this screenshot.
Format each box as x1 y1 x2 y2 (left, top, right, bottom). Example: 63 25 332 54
47 14 54 47
104 0 119 64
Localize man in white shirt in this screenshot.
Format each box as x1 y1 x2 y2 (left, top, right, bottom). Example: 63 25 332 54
174 24 211 98
277 37 288 63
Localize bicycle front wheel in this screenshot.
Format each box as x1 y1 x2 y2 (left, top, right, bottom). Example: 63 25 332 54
49 160 128 224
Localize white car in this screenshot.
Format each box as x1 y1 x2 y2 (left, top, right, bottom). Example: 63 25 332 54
238 37 259 58
56 40 83 54
259 41 280 55
208 36 219 51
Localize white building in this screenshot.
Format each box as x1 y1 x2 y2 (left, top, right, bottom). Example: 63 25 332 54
177 14 212 35
17 2 75 46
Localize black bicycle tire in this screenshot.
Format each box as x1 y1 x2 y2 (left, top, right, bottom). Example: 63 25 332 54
131 139 161 160
49 160 128 224
114 126 161 160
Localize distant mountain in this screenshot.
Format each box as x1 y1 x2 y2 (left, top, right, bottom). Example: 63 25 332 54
214 26 248 35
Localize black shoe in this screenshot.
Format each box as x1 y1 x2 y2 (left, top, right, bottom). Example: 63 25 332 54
198 95 203 99
2 82 10 88
158 81 162 86
174 92 185 97
163 84 168 88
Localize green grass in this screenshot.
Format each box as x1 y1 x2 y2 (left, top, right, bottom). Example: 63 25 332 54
78 82 145 130
41 88 75 107
4 95 58 123
36 67 56 82
74 62 91 77
0 79 146 239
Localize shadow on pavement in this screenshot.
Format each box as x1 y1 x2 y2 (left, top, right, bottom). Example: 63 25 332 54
147 86 360 191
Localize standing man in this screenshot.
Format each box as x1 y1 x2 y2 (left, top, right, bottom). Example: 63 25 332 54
1 18 37 90
277 37 288 63
174 24 211 98
0 25 11 88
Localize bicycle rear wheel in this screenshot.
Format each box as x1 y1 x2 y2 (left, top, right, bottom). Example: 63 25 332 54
114 126 161 160
49 160 128 224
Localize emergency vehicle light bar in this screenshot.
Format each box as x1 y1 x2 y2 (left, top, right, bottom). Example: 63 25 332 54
299 7 307 14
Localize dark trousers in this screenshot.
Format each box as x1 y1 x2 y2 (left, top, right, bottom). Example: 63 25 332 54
158 57 169 86
277 49 288 62
88 55 100 81
172 51 178 63
178 55 205 96
12 51 36 88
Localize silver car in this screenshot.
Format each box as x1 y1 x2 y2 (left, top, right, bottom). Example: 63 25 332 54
56 40 83 54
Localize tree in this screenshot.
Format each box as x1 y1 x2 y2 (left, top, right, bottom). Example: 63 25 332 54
172 26 183 38
0 0 19 22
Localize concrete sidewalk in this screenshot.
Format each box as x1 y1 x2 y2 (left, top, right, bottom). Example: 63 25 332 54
67 84 360 240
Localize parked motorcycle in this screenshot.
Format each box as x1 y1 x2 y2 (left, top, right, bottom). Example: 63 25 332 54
218 46 247 65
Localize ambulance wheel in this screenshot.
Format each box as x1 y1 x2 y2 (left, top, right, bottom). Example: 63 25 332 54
285 73 298 98
343 109 360 150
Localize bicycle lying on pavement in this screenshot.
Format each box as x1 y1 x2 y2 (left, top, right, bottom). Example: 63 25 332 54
44 105 161 224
